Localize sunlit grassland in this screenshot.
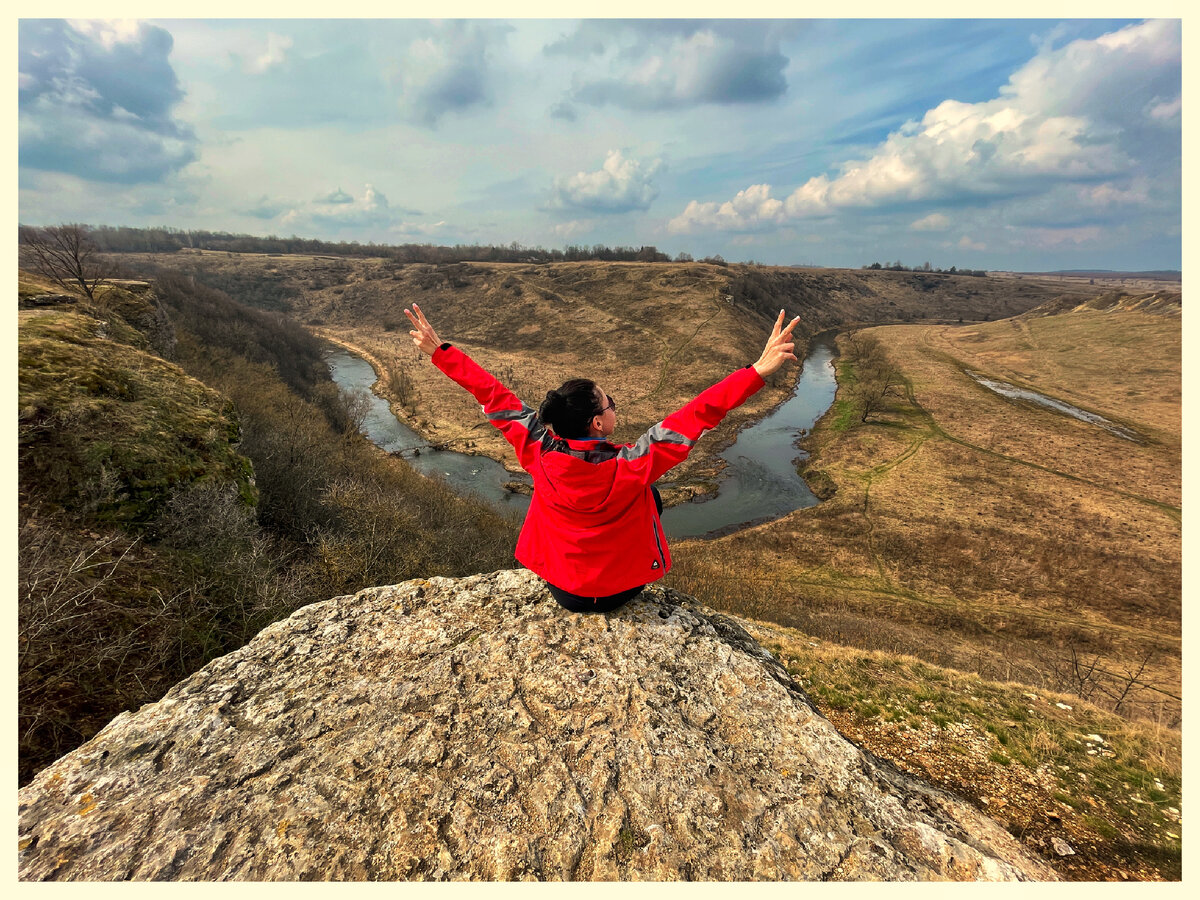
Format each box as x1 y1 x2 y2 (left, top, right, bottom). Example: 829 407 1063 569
668 305 1181 728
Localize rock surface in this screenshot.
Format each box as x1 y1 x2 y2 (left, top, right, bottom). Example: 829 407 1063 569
18 570 1057 881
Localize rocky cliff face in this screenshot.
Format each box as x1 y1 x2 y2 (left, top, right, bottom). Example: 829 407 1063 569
18 570 1057 881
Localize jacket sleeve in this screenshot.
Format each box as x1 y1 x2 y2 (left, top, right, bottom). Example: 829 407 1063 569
430 343 553 470
617 365 766 484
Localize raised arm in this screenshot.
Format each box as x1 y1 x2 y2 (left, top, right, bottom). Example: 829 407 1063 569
621 309 802 484
753 309 802 378
405 302 443 356
405 303 551 469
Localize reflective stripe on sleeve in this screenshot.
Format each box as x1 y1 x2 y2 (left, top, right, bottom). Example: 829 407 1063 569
485 405 554 450
617 423 698 462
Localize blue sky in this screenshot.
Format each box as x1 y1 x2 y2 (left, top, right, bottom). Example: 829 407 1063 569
17 16 1183 271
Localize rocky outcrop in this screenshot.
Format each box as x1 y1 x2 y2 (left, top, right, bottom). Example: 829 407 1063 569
19 292 77 308
17 570 1057 881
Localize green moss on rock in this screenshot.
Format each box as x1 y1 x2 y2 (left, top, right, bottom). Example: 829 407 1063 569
19 309 256 525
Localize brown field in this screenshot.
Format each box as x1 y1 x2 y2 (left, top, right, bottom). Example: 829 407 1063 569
110 251 1090 491
312 262 795 488
669 297 1181 727
96 253 1182 878
107 251 1178 722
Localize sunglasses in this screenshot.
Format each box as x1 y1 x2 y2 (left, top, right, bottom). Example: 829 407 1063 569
596 394 616 415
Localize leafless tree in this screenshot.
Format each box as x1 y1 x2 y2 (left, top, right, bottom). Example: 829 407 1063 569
842 330 904 423
19 223 109 300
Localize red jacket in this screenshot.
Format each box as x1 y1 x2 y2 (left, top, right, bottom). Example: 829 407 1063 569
432 343 765 596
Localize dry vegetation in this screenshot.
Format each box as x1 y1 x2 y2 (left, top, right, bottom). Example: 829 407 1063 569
666 294 1181 879
18 268 519 785
742 619 1181 881
670 296 1181 721
86 251 1179 879
109 251 1085 493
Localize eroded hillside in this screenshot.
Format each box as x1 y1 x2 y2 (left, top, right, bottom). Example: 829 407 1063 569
109 251 1095 489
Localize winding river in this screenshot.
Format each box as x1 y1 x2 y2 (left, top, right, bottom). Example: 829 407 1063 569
326 337 838 538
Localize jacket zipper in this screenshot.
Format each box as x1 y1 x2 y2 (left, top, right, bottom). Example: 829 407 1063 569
650 518 667 570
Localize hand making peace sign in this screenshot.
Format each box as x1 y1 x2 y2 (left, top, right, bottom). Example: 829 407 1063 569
404 303 443 356
752 309 802 378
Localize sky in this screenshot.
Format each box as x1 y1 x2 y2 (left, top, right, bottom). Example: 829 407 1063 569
16 14 1184 272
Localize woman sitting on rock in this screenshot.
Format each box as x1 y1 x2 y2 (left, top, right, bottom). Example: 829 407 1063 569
405 302 800 613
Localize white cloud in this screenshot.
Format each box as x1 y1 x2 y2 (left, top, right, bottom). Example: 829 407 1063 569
552 219 595 238
245 33 292 74
394 21 508 127
390 220 448 237
550 150 662 213
1079 181 1149 209
957 236 987 252
19 19 197 184
316 187 354 205
279 184 394 232
1148 95 1181 121
66 19 142 50
668 183 784 234
669 19 1180 234
911 213 950 231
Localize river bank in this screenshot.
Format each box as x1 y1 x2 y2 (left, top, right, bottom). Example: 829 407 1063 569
324 334 839 539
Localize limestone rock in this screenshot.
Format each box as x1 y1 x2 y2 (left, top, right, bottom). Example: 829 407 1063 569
18 570 1057 881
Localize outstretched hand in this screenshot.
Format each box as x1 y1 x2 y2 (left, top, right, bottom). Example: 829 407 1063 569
404 303 442 356
752 309 802 379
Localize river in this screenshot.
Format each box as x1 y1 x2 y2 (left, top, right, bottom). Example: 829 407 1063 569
326 337 838 538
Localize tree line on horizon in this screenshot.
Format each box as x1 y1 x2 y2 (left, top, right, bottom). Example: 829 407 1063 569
862 259 987 277
53 223 723 266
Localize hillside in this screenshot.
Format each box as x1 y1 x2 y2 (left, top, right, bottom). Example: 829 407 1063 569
20 257 1179 879
108 252 1096 490
668 292 1182 873
17 269 520 786
18 275 252 524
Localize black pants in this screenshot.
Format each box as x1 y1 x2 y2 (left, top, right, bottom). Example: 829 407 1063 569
547 583 645 613
546 486 663 613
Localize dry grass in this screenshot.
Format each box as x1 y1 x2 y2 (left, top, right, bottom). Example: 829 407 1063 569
308 262 797 484
668 304 1181 729
106 252 1090 494
741 619 1182 880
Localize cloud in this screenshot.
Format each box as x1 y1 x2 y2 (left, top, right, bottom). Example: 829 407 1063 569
911 213 950 231
1147 95 1181 122
667 183 784 234
957 236 987 252
390 220 448 238
243 32 293 74
549 150 663 213
19 19 197 183
316 188 354 205
668 19 1180 235
555 21 790 111
395 21 510 127
276 184 396 233
241 195 289 219
552 219 595 238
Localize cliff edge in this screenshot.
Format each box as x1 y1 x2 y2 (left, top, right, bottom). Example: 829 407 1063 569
18 569 1057 881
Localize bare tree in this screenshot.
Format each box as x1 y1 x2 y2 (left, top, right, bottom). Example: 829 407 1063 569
19 223 109 300
842 331 903 423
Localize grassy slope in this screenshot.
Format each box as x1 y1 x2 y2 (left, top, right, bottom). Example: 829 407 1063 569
18 285 255 524
743 620 1181 881
107 252 1089 493
669 297 1181 879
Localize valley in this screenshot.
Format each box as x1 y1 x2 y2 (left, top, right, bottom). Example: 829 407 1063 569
30 249 1180 878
